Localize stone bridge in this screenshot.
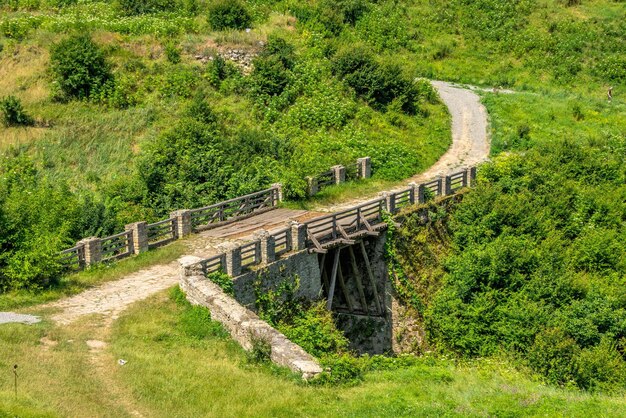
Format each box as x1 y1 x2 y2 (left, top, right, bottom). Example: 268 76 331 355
51 81 490 379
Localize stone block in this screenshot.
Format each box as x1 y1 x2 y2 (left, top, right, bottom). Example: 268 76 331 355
125 221 148 254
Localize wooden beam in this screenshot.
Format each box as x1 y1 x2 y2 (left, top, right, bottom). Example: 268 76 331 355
360 241 382 315
326 248 341 311
347 245 368 313
337 262 354 313
319 253 327 277
322 262 330 293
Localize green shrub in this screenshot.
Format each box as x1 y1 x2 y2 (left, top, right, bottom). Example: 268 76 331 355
0 96 34 127
159 66 199 98
248 335 272 364
527 328 580 386
164 42 181 64
332 47 419 114
50 34 113 101
208 0 251 31
574 338 626 391
250 54 290 97
207 271 234 296
116 0 196 15
280 302 349 358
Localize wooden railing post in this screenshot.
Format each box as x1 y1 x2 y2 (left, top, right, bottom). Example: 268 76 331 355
408 182 417 205
290 222 308 251
125 221 148 254
255 230 276 264
436 176 444 196
418 184 426 204
357 157 371 179
444 175 453 196
79 237 102 266
170 210 192 237
467 166 477 187
332 165 346 185
307 177 319 197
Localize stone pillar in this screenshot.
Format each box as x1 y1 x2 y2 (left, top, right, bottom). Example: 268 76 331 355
271 183 283 204
418 184 426 204
332 165 346 185
408 182 418 205
467 166 477 187
255 230 276 264
170 209 192 238
381 192 396 213
79 237 102 266
445 175 453 196
306 177 318 197
290 221 308 252
125 221 148 254
357 157 372 179
224 245 242 277
179 255 204 277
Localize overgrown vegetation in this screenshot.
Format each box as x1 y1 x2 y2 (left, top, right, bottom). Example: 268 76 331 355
389 90 626 392
0 0 449 289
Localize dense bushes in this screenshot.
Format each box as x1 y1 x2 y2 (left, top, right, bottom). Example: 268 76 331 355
137 97 290 215
50 35 113 100
0 157 118 290
416 135 626 391
207 0 251 30
332 47 421 114
250 37 295 98
116 0 196 15
0 96 33 127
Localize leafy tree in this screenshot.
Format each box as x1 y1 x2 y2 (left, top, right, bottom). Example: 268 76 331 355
207 0 251 30
50 35 112 100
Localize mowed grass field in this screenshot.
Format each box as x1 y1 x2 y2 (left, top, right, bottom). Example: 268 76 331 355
2 289 626 417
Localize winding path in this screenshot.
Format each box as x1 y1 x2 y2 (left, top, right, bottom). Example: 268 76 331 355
38 81 491 326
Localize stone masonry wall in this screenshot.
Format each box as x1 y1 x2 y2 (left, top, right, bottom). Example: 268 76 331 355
180 270 322 379
232 250 322 310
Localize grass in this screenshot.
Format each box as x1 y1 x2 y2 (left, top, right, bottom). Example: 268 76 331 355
0 241 186 311
481 88 626 155
1 289 625 417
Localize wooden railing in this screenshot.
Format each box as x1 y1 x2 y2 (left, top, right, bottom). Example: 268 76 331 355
147 218 177 249
272 228 292 257
58 244 85 271
304 198 386 252
307 157 372 196
60 166 475 273
101 231 133 263
58 184 282 271
190 187 279 231
240 241 261 268
200 254 226 275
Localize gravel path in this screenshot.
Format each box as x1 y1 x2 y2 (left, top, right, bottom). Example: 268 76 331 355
38 80 490 327
47 262 180 325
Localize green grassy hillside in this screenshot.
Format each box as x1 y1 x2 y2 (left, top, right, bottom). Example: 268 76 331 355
0 0 453 289
2 289 626 417
1 0 625 414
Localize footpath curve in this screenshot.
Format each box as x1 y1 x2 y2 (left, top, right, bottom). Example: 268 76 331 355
39 80 491 325
325 80 490 212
